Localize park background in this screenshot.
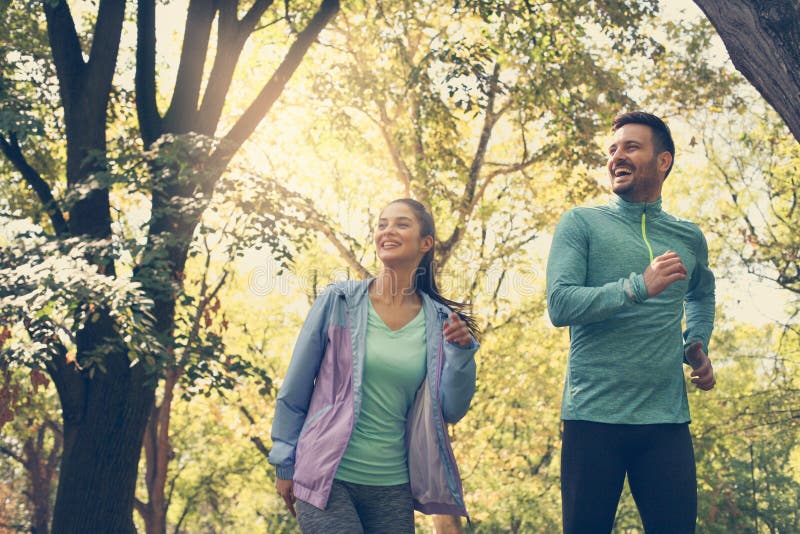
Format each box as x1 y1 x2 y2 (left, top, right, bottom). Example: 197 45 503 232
1 0 799 532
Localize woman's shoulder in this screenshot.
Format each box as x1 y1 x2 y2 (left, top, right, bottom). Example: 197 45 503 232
420 291 452 317
314 279 372 307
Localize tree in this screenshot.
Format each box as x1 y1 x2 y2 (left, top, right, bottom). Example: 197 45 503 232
0 1 339 531
0 369 61 534
694 0 800 144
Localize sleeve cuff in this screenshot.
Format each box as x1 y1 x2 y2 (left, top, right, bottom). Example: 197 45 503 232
444 338 479 369
626 273 649 304
445 337 479 351
275 465 295 480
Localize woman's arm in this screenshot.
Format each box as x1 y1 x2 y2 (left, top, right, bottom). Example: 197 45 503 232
268 285 336 479
440 313 478 424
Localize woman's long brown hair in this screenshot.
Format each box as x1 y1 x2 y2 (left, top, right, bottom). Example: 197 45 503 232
388 198 481 342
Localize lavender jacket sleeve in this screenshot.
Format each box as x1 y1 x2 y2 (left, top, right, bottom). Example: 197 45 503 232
268 286 335 480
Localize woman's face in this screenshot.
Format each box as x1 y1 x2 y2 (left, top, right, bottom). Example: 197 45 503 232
374 202 433 267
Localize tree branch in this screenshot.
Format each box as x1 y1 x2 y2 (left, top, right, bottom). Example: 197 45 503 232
196 1 276 134
0 444 24 465
375 104 413 196
85 0 126 107
465 62 501 206
240 406 271 460
133 497 148 518
468 153 542 214
164 0 217 133
136 0 162 146
0 134 69 235
267 180 371 278
694 0 800 143
241 0 277 32
179 245 230 368
439 62 502 267
43 1 86 115
218 0 340 160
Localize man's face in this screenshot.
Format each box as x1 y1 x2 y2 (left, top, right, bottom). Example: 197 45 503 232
607 123 670 202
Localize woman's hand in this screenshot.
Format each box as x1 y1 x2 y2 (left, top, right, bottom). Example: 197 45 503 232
276 478 296 517
444 313 472 347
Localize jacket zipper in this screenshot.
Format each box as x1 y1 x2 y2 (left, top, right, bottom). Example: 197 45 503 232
641 204 654 263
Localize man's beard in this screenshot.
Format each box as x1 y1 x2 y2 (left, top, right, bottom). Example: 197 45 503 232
611 158 659 197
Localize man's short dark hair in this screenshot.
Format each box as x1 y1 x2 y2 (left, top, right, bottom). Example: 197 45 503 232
612 111 675 177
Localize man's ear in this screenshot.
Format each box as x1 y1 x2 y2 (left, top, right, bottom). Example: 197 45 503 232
658 151 673 175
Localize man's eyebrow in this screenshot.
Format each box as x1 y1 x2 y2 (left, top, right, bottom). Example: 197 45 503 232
609 140 641 150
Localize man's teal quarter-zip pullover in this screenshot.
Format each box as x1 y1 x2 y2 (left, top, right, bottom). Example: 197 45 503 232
546 196 715 424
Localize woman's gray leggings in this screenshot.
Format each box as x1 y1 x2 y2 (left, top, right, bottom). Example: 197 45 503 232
296 480 415 534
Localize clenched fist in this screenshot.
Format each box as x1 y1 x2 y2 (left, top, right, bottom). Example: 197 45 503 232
643 250 687 298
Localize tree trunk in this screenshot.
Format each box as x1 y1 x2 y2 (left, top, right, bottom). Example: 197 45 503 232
42 2 150 530
433 514 465 534
52 316 155 533
694 0 800 143
137 369 180 534
22 424 61 534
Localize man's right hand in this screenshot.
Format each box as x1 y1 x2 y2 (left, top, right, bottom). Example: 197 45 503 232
276 478 296 517
643 250 687 297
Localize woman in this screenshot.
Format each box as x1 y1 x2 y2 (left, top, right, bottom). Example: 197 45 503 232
268 198 480 533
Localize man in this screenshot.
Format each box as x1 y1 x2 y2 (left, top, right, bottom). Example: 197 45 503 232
546 111 716 533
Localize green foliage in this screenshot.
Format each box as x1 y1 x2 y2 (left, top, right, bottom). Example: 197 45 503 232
0 222 162 373
457 308 565 532
704 112 800 296
690 322 800 532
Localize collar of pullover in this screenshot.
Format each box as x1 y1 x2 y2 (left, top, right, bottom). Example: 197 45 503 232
608 195 663 219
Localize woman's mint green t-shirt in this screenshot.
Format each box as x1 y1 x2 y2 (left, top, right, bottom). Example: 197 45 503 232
335 299 427 485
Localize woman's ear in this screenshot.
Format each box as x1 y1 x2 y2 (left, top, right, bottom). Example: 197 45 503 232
420 235 434 253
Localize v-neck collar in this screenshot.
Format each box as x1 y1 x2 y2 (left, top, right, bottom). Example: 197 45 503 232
367 297 425 333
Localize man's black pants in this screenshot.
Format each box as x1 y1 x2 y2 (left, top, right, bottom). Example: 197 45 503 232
561 420 697 534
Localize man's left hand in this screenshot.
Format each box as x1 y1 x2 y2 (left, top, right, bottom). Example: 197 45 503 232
685 341 716 391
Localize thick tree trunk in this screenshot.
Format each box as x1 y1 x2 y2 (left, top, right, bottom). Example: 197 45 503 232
53 383 154 533
52 317 155 533
43 2 148 530
694 0 800 143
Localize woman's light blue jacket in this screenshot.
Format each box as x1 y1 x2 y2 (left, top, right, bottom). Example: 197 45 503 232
269 279 478 516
